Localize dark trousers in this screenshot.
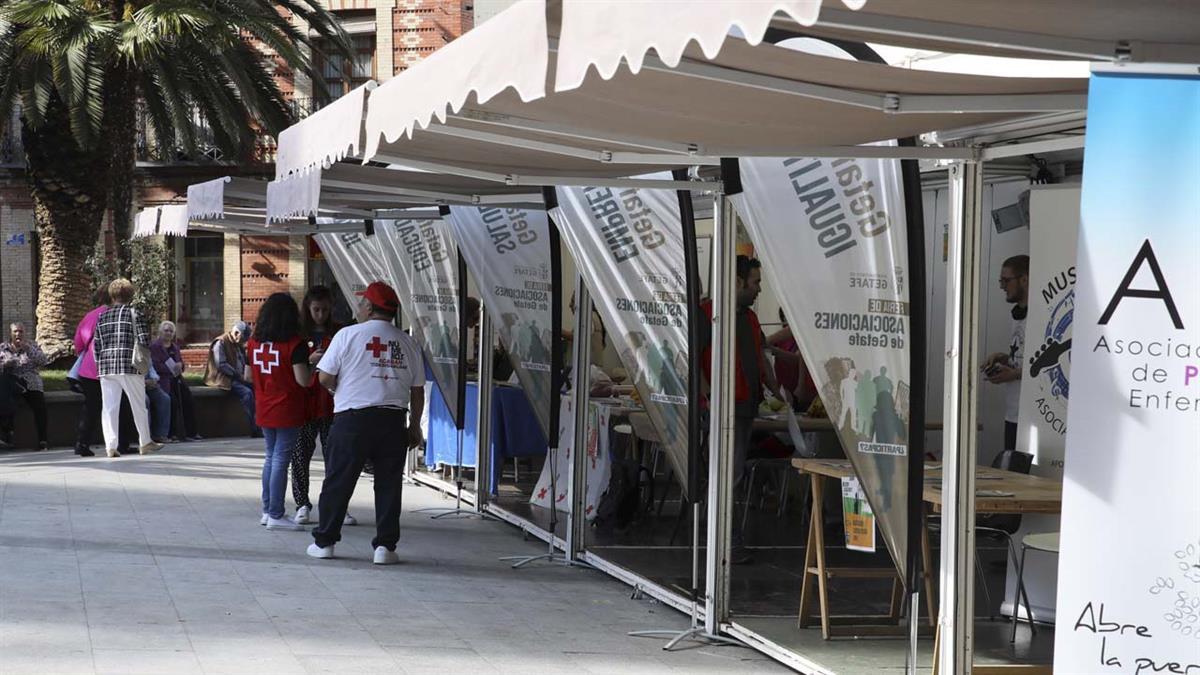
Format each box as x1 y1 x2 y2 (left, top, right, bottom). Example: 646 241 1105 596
313 407 409 551
169 378 198 439
1004 421 1018 452
0 384 47 446
292 416 333 510
118 393 137 452
229 380 257 430
76 378 103 450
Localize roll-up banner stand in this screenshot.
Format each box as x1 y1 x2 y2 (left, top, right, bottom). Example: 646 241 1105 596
730 148 914 579
1007 184 1079 622
446 205 560 444
374 216 465 429
313 224 391 310
551 173 693 497
1054 67 1200 673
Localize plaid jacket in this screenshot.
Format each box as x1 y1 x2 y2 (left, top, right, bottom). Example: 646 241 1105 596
93 305 149 376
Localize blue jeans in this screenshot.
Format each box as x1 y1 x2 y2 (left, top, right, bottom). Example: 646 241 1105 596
229 380 257 430
262 427 298 519
147 387 171 440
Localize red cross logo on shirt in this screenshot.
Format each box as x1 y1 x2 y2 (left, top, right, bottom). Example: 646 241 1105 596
366 336 387 358
253 343 280 374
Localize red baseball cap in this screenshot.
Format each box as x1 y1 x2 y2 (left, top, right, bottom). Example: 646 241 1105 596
356 281 399 312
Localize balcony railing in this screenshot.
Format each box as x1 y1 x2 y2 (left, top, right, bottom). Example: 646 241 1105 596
0 97 322 168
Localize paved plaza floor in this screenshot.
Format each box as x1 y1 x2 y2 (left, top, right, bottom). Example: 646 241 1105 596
0 438 784 674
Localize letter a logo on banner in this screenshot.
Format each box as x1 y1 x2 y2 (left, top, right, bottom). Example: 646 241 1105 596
1053 69 1200 673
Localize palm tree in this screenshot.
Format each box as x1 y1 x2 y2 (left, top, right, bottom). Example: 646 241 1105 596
0 0 348 360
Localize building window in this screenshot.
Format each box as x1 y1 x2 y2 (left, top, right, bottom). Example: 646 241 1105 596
315 33 376 104
176 234 224 345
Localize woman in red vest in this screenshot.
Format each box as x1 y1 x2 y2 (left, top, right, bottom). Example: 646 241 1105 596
246 293 311 531
290 286 354 526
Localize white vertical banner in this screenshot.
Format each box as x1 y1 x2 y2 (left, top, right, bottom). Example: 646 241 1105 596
1004 185 1080 623
530 398 612 519
313 227 390 309
376 219 463 424
447 206 555 437
1017 185 1080 475
1054 70 1200 673
551 182 691 493
731 152 911 578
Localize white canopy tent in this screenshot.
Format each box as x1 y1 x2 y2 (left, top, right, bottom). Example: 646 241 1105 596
341 1 1200 672
360 0 1096 178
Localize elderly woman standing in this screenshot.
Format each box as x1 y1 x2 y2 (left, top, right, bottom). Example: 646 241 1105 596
0 322 50 450
93 278 163 458
151 321 199 442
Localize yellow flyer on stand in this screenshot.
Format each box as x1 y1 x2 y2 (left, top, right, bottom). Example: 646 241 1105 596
841 477 876 553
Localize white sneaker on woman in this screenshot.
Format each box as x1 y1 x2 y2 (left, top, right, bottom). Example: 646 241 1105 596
266 517 304 531
343 513 358 526
260 513 268 526
294 505 312 524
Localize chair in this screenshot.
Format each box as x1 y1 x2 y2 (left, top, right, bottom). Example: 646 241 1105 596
739 457 797 533
1010 532 1060 642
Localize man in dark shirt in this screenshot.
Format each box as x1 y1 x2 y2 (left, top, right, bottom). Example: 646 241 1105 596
700 256 784 487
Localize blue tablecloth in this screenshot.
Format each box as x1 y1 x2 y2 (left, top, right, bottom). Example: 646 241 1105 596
425 380 481 470
424 382 548 495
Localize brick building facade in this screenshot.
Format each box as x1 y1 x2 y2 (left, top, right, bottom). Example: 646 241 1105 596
0 0 473 362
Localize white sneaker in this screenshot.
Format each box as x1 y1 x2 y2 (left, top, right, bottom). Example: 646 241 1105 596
307 543 335 559
343 513 358 526
266 517 304 531
260 513 268 526
373 546 400 565
294 505 312 524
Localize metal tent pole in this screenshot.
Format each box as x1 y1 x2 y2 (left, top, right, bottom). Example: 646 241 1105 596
940 161 984 673
566 274 591 561
474 306 494 512
629 171 739 651
705 189 737 636
500 189 589 570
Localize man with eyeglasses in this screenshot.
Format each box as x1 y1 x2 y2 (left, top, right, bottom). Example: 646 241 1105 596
982 254 1029 451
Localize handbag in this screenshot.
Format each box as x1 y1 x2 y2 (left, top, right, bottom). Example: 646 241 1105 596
67 354 85 394
67 354 83 381
130 309 152 376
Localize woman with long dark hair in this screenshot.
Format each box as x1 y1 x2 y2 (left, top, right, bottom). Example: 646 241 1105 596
291 286 355 525
246 293 311 530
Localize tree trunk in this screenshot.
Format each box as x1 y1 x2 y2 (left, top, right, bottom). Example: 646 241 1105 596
105 64 138 276
22 96 111 362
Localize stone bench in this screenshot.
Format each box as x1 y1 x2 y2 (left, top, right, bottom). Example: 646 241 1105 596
4 385 254 450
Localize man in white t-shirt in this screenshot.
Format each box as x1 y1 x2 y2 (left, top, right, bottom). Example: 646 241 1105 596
982 255 1028 452
307 281 425 565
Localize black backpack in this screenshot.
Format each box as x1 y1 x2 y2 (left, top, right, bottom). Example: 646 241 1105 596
594 458 654 531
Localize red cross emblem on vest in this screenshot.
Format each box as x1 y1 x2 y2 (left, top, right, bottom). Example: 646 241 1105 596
253 343 280 374
366 336 388 358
